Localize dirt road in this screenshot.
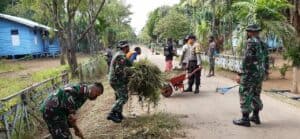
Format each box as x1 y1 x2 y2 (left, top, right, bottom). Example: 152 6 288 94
139 46 300 139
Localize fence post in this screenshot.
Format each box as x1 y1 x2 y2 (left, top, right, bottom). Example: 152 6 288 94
3 115 10 139
61 70 69 85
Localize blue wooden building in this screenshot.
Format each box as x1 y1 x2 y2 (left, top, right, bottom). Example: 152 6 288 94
0 13 60 58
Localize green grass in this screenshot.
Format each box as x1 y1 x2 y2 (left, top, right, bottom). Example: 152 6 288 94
0 65 69 99
0 60 24 73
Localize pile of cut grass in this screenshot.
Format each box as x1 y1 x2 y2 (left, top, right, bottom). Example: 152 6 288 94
122 113 184 139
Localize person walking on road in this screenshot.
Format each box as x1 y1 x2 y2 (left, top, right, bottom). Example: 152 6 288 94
107 40 133 123
207 36 217 77
233 24 268 127
126 46 142 63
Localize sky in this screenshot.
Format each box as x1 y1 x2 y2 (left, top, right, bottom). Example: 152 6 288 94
124 0 180 34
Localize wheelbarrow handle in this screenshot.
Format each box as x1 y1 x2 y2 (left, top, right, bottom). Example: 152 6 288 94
187 67 202 78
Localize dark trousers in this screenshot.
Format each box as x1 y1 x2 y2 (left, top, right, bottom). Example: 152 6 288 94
187 60 201 89
209 57 215 75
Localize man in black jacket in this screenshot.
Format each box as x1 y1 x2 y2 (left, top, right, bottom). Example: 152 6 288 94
164 38 175 72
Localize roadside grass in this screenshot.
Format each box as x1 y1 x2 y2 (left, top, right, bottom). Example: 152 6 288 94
0 65 69 99
0 60 24 73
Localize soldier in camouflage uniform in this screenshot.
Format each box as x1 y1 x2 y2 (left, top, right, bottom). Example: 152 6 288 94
107 40 132 123
233 24 268 127
40 82 104 139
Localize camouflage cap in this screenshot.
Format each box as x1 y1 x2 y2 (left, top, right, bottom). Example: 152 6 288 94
118 40 129 48
246 24 262 32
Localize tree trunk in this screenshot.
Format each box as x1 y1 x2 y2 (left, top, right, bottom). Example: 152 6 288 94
292 66 299 94
211 0 216 35
66 20 78 75
58 34 66 65
290 0 300 94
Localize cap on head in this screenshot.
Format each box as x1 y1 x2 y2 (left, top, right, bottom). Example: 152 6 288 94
118 40 129 48
246 24 262 32
185 34 196 40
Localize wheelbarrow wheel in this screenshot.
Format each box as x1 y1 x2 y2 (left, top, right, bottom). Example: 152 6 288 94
161 84 173 97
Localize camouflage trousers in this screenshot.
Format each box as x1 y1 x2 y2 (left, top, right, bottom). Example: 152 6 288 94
111 83 128 113
239 82 263 113
43 114 72 139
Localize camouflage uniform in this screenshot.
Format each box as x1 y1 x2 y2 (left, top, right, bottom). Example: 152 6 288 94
239 37 266 113
109 51 132 114
40 84 88 139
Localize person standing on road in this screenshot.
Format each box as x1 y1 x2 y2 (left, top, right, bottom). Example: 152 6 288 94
107 40 133 123
180 35 192 70
40 83 104 139
183 35 201 94
207 36 217 77
233 24 267 127
126 46 142 63
164 38 175 72
150 41 156 55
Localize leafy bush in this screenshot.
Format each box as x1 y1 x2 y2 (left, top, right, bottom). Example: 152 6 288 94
80 55 108 82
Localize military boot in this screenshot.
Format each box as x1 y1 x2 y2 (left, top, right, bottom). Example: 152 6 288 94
250 111 261 124
116 112 124 120
233 113 250 127
107 112 121 123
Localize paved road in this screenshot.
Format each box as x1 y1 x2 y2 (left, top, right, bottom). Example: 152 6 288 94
138 45 300 139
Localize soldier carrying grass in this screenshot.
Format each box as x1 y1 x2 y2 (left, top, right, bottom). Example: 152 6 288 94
40 83 104 139
107 40 133 123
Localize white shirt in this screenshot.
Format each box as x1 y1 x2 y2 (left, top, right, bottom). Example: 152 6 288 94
182 44 192 64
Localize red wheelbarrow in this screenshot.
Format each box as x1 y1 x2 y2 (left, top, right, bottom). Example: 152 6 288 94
161 67 201 97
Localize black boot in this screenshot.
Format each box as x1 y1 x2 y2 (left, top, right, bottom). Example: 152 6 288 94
107 112 122 123
194 86 199 94
116 112 124 120
250 110 261 124
233 113 251 127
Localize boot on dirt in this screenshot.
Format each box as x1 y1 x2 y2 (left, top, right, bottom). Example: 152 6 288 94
250 111 261 124
107 112 122 123
116 112 124 120
233 113 251 127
